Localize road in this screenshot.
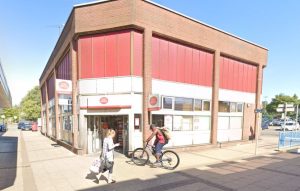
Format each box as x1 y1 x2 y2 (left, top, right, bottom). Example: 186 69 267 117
1 124 300 191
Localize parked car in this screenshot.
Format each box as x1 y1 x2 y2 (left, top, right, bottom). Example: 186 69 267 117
0 123 7 132
21 121 33 131
18 122 24 129
261 119 269 130
271 119 282 126
280 121 299 131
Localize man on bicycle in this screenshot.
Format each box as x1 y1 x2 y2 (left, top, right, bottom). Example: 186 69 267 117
145 124 167 165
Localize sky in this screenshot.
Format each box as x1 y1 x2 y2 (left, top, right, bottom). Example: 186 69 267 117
0 0 300 105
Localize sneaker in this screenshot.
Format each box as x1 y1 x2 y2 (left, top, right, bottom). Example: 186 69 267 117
110 180 116 184
152 161 161 166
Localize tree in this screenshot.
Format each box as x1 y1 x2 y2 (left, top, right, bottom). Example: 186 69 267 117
266 93 300 118
20 86 41 121
0 106 20 122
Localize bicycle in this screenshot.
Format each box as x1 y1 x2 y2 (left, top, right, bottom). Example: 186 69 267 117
131 141 180 170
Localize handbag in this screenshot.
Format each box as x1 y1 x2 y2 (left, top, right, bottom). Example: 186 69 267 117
102 158 112 169
89 158 101 173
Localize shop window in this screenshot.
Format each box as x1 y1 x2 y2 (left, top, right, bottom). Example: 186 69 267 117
63 115 72 130
173 115 193 131
174 97 193 111
237 103 243 112
193 116 210 131
152 115 164 127
163 97 173 109
194 99 202 111
219 101 230 112
134 114 141 130
203 101 211 111
230 102 237 112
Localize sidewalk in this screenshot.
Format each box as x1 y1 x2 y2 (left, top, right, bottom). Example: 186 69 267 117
3 125 300 191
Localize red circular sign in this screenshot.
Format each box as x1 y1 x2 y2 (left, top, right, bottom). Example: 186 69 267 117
59 81 69 90
100 97 108 104
149 96 158 106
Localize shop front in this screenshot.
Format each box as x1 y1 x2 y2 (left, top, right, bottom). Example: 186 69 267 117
86 115 128 154
78 93 143 155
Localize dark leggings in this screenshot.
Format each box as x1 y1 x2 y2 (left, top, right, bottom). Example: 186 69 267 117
99 161 114 174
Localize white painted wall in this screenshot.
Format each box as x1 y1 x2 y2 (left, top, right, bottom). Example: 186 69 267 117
78 76 143 95
219 89 255 104
152 79 212 99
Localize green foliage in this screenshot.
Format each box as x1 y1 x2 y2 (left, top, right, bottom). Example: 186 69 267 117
0 106 20 122
20 86 41 121
266 93 300 118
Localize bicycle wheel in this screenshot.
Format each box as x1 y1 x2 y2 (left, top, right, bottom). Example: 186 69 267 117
131 148 149 166
161 150 180 170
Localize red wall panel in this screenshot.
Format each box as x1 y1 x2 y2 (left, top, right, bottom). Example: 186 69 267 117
176 45 185 82
56 52 71 80
237 62 244 91
159 39 169 80
199 51 206 86
152 37 160 78
219 57 224 88
117 32 131 76
206 53 213 86
252 65 258 92
41 85 46 104
233 60 239 90
191 49 199 85
105 33 118 77
47 74 55 100
220 56 258 93
184 47 192 84
79 30 137 79
80 37 92 78
168 41 177 81
247 65 252 92
152 36 213 87
133 31 143 76
93 35 105 77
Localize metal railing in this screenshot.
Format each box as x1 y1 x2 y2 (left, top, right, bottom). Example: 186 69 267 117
278 131 300 149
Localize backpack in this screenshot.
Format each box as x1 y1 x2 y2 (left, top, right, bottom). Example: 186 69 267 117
159 127 171 140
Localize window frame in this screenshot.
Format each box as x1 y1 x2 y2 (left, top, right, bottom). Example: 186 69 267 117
162 96 174 110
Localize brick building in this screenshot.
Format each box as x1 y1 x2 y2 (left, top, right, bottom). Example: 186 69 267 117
39 0 268 154
0 61 12 110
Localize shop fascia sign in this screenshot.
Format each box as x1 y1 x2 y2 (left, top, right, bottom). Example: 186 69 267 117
148 94 161 111
56 79 72 94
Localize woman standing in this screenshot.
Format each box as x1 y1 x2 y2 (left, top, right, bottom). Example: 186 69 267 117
97 129 119 184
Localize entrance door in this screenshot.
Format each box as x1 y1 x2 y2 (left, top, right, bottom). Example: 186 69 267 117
87 115 128 154
100 115 128 154
87 116 102 153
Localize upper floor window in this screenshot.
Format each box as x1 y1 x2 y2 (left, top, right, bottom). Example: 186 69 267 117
163 97 173 109
174 97 194 111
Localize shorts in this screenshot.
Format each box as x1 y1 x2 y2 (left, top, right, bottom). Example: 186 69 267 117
155 142 164 155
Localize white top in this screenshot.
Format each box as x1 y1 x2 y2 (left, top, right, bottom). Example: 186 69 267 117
102 137 116 162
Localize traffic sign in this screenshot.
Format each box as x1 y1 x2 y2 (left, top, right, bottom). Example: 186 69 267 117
276 108 284 112
254 109 263 113
278 104 294 108
286 104 294 108
285 107 295 112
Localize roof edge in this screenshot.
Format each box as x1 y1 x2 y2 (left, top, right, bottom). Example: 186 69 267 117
145 0 268 51
74 0 111 8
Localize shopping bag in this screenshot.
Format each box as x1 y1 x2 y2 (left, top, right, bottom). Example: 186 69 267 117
89 158 101 173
